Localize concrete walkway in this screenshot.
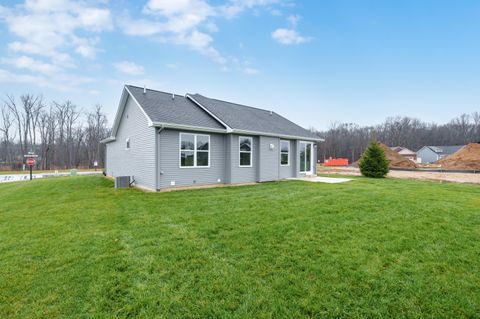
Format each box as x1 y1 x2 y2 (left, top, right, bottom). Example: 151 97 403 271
290 176 352 184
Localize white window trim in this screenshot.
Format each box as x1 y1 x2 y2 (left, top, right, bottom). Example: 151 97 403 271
125 138 130 150
239 136 253 167
280 140 290 166
179 132 210 168
299 141 314 174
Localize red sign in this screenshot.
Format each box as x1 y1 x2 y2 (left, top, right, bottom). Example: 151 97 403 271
26 158 36 166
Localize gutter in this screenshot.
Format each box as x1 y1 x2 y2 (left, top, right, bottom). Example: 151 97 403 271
149 123 323 142
150 122 227 133
230 129 324 142
100 136 116 144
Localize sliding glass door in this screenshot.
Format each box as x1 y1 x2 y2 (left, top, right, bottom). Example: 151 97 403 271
300 142 313 175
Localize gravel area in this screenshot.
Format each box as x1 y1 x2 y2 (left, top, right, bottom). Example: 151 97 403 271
318 166 480 184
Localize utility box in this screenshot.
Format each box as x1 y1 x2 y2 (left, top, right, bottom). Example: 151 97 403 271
115 176 130 188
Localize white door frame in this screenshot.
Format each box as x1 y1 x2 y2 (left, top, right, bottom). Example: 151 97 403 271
299 141 313 175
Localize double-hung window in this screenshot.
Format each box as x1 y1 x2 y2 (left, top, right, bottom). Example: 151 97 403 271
239 136 252 167
180 133 210 167
280 140 289 166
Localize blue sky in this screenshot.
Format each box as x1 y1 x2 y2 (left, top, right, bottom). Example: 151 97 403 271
1 0 479 130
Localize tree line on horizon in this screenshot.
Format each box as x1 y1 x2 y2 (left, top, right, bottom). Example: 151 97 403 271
2 92 479 170
0 93 109 170
315 112 480 163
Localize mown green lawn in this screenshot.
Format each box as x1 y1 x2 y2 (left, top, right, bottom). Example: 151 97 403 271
0 176 479 318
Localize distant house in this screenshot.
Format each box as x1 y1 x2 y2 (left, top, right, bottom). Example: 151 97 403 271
416 145 464 163
390 146 417 162
101 85 323 191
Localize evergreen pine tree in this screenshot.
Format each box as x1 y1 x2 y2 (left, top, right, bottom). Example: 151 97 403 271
359 141 390 178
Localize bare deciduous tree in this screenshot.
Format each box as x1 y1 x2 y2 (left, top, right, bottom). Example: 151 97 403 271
0 105 16 165
1 94 109 170
317 112 480 163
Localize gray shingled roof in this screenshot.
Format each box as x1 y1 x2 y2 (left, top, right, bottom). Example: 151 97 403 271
126 85 225 130
189 93 318 139
426 145 464 155
125 85 319 140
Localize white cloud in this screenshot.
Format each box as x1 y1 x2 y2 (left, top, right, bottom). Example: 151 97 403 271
221 0 283 19
114 61 145 76
118 15 164 36
24 0 75 13
120 1 226 67
0 0 113 91
272 14 311 45
144 0 214 33
72 36 100 59
78 8 113 32
0 0 112 63
243 67 260 75
1 55 60 75
119 0 281 70
272 28 310 44
0 67 94 92
270 8 282 16
287 14 300 27
144 0 212 16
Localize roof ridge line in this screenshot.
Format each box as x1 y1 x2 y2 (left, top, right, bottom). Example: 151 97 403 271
126 84 185 97
192 93 277 114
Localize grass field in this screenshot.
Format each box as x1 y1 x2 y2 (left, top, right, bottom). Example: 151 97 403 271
1 176 479 318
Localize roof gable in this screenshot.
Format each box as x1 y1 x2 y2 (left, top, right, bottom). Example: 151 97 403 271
126 85 225 130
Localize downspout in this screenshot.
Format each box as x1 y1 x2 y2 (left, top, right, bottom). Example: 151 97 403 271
156 125 164 191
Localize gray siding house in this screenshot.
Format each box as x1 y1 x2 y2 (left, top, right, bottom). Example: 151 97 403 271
102 85 323 191
416 145 464 163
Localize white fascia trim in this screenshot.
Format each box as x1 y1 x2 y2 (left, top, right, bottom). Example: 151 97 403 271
100 137 116 144
185 94 233 133
109 86 154 140
151 122 227 134
109 88 128 140
231 129 324 142
124 86 154 126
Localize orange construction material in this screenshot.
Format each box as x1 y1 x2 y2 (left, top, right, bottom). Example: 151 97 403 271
324 158 349 166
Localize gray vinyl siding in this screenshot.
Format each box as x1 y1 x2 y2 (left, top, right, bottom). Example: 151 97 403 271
417 148 438 163
259 136 279 182
158 129 226 189
224 135 232 184
229 134 259 184
105 96 156 190
279 139 296 179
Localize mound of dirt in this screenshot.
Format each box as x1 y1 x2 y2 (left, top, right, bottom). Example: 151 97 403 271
435 143 480 170
354 143 418 169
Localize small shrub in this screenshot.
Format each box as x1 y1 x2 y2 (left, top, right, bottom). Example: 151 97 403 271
359 141 390 178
